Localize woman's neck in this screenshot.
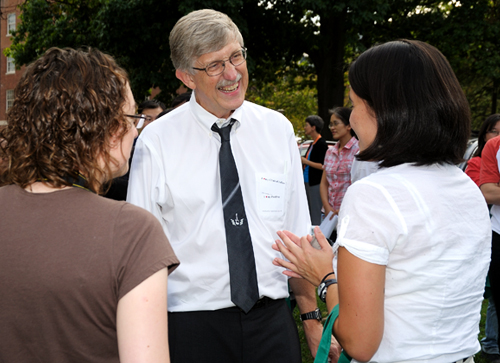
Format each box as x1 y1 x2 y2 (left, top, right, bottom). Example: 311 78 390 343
337 134 352 150
25 182 71 194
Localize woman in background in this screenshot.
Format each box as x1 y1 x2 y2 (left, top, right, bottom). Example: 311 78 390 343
302 115 329 225
320 107 358 219
0 47 178 363
466 114 500 185
274 40 490 362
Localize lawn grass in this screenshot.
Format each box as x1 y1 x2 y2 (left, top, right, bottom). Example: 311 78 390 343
294 298 490 363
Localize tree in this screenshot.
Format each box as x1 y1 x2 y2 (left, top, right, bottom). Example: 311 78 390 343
7 0 500 134
246 73 318 141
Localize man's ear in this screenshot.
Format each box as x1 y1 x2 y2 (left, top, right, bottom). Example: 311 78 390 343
176 69 196 90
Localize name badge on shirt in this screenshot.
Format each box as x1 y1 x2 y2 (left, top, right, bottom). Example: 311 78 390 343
256 173 286 217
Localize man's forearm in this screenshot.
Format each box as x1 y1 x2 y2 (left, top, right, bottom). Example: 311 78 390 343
290 277 324 357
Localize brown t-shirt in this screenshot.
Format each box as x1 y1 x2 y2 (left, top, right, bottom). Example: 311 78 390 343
0 185 179 362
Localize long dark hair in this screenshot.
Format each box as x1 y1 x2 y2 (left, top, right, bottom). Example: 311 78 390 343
349 40 470 168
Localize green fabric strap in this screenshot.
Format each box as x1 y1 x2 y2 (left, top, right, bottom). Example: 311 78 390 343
314 305 351 363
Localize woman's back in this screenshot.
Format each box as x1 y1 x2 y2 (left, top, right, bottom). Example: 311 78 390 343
338 163 491 362
0 185 178 362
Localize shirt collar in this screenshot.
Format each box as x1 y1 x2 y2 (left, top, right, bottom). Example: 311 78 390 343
190 91 244 136
343 136 357 149
312 134 321 145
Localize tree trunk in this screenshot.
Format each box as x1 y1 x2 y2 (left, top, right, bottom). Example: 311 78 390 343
492 78 499 115
310 9 347 141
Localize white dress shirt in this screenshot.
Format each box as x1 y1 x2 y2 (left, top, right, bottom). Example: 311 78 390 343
127 93 310 312
336 163 491 363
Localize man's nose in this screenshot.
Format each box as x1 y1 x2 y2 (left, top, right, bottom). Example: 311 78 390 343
222 61 238 80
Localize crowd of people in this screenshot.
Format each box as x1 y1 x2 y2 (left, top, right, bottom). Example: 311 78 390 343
0 7 496 363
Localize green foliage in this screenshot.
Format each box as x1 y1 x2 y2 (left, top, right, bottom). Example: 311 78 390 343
246 74 318 140
6 0 104 64
5 0 500 132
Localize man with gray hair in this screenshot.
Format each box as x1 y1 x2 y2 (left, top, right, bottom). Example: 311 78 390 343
127 9 327 362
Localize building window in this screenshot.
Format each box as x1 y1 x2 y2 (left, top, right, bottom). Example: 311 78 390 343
7 13 16 35
6 57 15 74
6 90 14 111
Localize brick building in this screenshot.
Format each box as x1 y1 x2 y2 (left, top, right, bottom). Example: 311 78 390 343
0 0 23 127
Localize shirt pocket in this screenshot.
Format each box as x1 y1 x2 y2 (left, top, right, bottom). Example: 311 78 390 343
256 173 286 220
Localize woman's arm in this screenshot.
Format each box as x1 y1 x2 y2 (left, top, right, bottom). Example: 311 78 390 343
301 156 324 170
320 171 336 217
273 228 385 362
117 268 170 363
333 247 385 362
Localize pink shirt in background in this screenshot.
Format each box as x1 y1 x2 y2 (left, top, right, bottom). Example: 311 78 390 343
323 136 359 211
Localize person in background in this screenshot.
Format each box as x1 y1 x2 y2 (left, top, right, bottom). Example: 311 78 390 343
320 107 358 223
301 115 329 225
480 116 500 362
274 39 490 362
0 47 179 362
466 115 500 363
138 99 166 128
466 114 500 186
170 92 192 109
127 9 330 363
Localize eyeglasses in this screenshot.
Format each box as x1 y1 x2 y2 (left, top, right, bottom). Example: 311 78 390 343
125 114 152 129
329 121 343 128
488 130 500 136
192 48 247 77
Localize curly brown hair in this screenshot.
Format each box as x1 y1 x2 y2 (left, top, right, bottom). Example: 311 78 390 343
0 47 131 194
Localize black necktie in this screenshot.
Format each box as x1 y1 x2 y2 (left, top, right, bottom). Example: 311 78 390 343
212 119 259 313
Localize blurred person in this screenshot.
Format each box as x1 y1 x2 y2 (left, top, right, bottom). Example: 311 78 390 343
138 99 166 128
466 114 500 186
127 9 330 363
464 114 500 362
170 91 191 109
0 47 179 362
301 115 329 225
480 122 500 358
274 40 490 363
320 107 358 221
156 108 172 120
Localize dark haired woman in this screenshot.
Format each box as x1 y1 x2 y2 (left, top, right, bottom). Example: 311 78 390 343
320 107 358 219
0 48 179 362
273 40 490 362
466 114 500 185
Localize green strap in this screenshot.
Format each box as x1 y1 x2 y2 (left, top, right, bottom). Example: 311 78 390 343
314 305 351 363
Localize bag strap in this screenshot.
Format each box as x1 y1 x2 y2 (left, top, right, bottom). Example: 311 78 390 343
314 305 352 363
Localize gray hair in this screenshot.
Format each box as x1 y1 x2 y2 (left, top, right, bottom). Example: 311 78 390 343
169 9 244 73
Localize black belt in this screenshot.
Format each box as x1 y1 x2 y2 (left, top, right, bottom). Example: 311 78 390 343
252 296 279 309
237 296 282 313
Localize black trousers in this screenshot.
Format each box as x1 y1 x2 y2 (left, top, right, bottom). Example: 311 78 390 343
489 231 500 347
168 298 301 363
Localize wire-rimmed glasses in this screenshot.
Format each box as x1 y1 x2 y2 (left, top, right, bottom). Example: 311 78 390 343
192 48 247 77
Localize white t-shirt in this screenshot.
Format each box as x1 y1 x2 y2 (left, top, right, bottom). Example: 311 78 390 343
335 163 491 363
